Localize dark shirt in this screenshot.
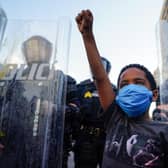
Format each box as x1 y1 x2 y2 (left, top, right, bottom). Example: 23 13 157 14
102 102 168 168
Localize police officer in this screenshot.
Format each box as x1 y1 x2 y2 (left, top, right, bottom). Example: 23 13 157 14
62 75 80 168
73 57 116 168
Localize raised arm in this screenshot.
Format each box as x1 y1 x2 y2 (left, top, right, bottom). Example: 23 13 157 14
75 9 115 111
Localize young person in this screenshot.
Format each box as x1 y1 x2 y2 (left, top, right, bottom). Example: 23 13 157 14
75 9 168 168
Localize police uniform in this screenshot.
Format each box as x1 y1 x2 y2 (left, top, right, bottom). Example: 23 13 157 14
62 75 80 168
0 78 27 168
73 79 106 168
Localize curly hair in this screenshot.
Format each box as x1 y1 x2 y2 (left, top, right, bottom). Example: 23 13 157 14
117 63 157 90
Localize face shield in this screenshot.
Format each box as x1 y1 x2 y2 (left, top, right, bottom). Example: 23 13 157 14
91 57 111 80
22 35 53 65
101 57 111 74
101 59 108 73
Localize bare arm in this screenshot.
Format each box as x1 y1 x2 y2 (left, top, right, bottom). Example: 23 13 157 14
75 10 115 111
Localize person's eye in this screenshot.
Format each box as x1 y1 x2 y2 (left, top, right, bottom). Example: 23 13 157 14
120 83 127 88
135 81 145 85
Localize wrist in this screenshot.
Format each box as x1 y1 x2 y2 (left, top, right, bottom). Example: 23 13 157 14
82 32 94 41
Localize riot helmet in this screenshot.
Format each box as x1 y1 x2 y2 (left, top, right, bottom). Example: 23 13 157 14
22 35 53 65
101 57 111 74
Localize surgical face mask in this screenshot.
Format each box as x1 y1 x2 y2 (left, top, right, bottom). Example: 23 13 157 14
116 84 153 118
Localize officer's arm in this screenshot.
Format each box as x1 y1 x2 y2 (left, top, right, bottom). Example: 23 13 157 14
76 10 115 111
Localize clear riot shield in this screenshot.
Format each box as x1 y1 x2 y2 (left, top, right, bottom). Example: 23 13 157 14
156 20 168 117
0 7 7 50
0 18 71 168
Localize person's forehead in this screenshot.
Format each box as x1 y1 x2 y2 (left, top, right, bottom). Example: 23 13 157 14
120 67 146 81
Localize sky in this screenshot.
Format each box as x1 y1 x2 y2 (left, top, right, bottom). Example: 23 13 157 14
0 0 164 84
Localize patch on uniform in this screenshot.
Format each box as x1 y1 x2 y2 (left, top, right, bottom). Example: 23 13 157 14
92 91 99 97
84 91 92 98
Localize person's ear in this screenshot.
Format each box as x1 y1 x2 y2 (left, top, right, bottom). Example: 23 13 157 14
152 89 158 101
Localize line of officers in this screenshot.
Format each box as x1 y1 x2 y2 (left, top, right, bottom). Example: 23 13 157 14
63 57 116 168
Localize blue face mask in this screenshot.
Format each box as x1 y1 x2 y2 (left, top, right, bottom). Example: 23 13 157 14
116 84 153 118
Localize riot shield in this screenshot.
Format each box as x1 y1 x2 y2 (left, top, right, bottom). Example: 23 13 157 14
0 7 7 51
0 18 71 168
156 20 168 104
156 19 168 119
